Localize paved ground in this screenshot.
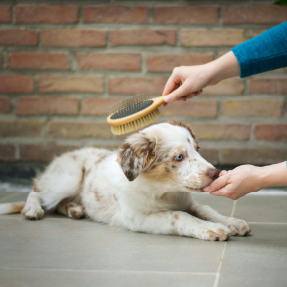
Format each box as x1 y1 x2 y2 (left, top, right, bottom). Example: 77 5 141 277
1 190 287 287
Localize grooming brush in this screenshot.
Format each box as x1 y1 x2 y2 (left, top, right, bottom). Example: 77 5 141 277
107 94 165 135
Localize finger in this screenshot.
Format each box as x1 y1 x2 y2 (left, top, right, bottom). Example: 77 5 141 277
164 84 188 103
209 188 227 197
219 170 228 177
162 103 168 107
210 186 237 200
203 174 228 192
185 89 203 99
179 97 187 101
194 90 203 97
162 71 181 97
209 189 225 197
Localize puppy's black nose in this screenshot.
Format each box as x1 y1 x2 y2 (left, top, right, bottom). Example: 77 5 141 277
207 169 220 180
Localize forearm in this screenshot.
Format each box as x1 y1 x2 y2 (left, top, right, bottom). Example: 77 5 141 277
259 162 287 189
206 51 240 85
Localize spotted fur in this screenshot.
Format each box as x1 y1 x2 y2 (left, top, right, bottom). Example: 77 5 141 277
0 123 250 241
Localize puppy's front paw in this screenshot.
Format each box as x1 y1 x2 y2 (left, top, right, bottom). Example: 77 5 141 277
199 223 230 241
21 204 44 220
226 217 251 236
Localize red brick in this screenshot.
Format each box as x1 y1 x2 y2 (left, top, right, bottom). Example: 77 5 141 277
110 29 176 46
0 75 34 94
83 6 148 23
9 52 70 70
254 124 287 142
222 6 287 24
0 30 37 46
17 97 78 115
41 29 105 47
0 120 42 137
0 53 2 69
159 99 217 118
181 29 247 46
0 144 15 161
0 5 11 23
203 78 244 95
48 122 112 139
39 76 103 93
0 97 10 113
249 78 287 95
200 148 218 165
77 53 141 71
222 148 287 165
147 54 213 72
154 6 218 24
20 143 78 162
81 97 127 116
16 5 78 23
108 77 168 95
222 99 284 118
190 123 250 141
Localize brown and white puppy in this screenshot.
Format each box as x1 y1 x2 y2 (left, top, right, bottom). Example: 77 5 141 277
0 120 250 241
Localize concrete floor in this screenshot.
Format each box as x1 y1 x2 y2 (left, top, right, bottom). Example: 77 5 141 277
1 190 287 287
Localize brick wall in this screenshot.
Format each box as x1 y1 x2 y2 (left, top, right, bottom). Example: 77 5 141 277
0 0 286 177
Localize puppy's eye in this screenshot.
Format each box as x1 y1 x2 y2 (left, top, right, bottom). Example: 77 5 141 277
197 146 200 152
174 154 183 161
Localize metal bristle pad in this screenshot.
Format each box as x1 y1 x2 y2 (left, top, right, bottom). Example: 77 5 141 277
109 94 153 119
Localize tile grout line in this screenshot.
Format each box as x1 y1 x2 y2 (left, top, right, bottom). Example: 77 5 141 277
213 200 237 287
230 200 237 218
213 242 226 287
0 268 216 275
248 222 287 225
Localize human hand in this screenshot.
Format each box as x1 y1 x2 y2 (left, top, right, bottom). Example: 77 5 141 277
203 165 263 200
162 51 240 106
162 65 211 106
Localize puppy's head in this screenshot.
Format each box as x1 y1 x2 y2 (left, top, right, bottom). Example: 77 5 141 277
117 120 219 192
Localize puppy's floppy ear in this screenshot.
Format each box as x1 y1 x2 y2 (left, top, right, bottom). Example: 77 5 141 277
117 133 156 181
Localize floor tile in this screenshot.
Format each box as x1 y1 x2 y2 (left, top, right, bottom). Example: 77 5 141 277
0 217 225 273
234 194 287 223
0 269 215 287
218 224 287 287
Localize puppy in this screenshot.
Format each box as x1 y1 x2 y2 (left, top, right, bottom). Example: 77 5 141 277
0 120 250 241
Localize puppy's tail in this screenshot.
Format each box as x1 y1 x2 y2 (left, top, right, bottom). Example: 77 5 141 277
0 202 26 214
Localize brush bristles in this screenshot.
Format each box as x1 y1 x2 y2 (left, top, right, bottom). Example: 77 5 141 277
109 94 152 116
111 109 160 135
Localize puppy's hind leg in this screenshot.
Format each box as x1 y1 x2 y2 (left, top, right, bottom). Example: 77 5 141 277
22 190 44 220
56 198 84 220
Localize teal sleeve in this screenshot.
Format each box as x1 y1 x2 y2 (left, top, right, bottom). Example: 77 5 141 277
231 22 287 78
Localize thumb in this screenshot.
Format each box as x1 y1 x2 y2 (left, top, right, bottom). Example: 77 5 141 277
164 84 188 103
209 185 231 197
203 174 228 192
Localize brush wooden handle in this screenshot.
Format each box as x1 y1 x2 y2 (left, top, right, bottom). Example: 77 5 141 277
151 96 165 108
